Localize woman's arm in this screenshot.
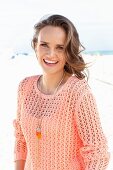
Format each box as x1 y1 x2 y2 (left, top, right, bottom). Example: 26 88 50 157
75 87 110 169
15 160 26 170
13 80 27 169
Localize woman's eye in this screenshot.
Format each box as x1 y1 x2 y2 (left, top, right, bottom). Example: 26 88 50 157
57 46 64 50
40 44 48 47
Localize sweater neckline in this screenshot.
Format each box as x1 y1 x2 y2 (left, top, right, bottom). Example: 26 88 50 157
34 74 74 99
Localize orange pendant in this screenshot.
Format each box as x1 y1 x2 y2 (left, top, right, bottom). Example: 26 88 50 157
36 127 42 139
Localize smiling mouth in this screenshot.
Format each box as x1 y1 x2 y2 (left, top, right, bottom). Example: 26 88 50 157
43 59 58 64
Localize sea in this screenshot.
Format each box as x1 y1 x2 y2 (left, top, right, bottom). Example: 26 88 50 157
84 50 113 55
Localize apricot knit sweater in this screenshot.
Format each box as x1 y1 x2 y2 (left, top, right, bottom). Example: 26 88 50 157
13 75 109 170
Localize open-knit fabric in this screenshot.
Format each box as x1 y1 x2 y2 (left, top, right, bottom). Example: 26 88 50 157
13 75 110 170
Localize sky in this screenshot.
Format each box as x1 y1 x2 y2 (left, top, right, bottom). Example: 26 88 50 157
0 0 113 54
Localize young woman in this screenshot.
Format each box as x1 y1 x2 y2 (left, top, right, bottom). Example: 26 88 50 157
13 14 110 170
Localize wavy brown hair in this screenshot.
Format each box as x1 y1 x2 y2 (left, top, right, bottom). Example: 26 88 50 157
32 14 88 79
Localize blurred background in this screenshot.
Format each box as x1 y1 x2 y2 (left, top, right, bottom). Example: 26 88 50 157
0 0 113 169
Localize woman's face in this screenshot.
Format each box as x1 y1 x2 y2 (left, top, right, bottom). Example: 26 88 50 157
35 25 67 75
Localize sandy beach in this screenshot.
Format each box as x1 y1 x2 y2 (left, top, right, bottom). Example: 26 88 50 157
0 53 113 169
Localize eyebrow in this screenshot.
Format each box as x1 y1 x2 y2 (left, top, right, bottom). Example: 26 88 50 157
40 41 65 47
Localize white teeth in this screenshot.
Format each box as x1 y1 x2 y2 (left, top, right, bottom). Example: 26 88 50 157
44 59 57 64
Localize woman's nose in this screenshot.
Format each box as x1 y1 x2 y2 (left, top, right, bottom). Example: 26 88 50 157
48 49 57 57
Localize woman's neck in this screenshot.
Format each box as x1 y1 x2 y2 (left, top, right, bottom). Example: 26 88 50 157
40 71 65 95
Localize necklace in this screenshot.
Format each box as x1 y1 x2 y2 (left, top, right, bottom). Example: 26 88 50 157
36 71 65 139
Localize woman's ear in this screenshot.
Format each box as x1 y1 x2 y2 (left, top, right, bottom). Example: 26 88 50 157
33 42 38 52
31 39 38 51
34 44 39 60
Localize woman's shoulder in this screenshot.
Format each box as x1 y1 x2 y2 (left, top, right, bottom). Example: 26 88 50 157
71 75 89 87
20 75 39 82
18 75 40 91
71 75 91 94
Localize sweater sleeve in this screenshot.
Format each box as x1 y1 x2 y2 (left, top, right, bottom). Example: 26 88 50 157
75 87 110 170
13 80 27 161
